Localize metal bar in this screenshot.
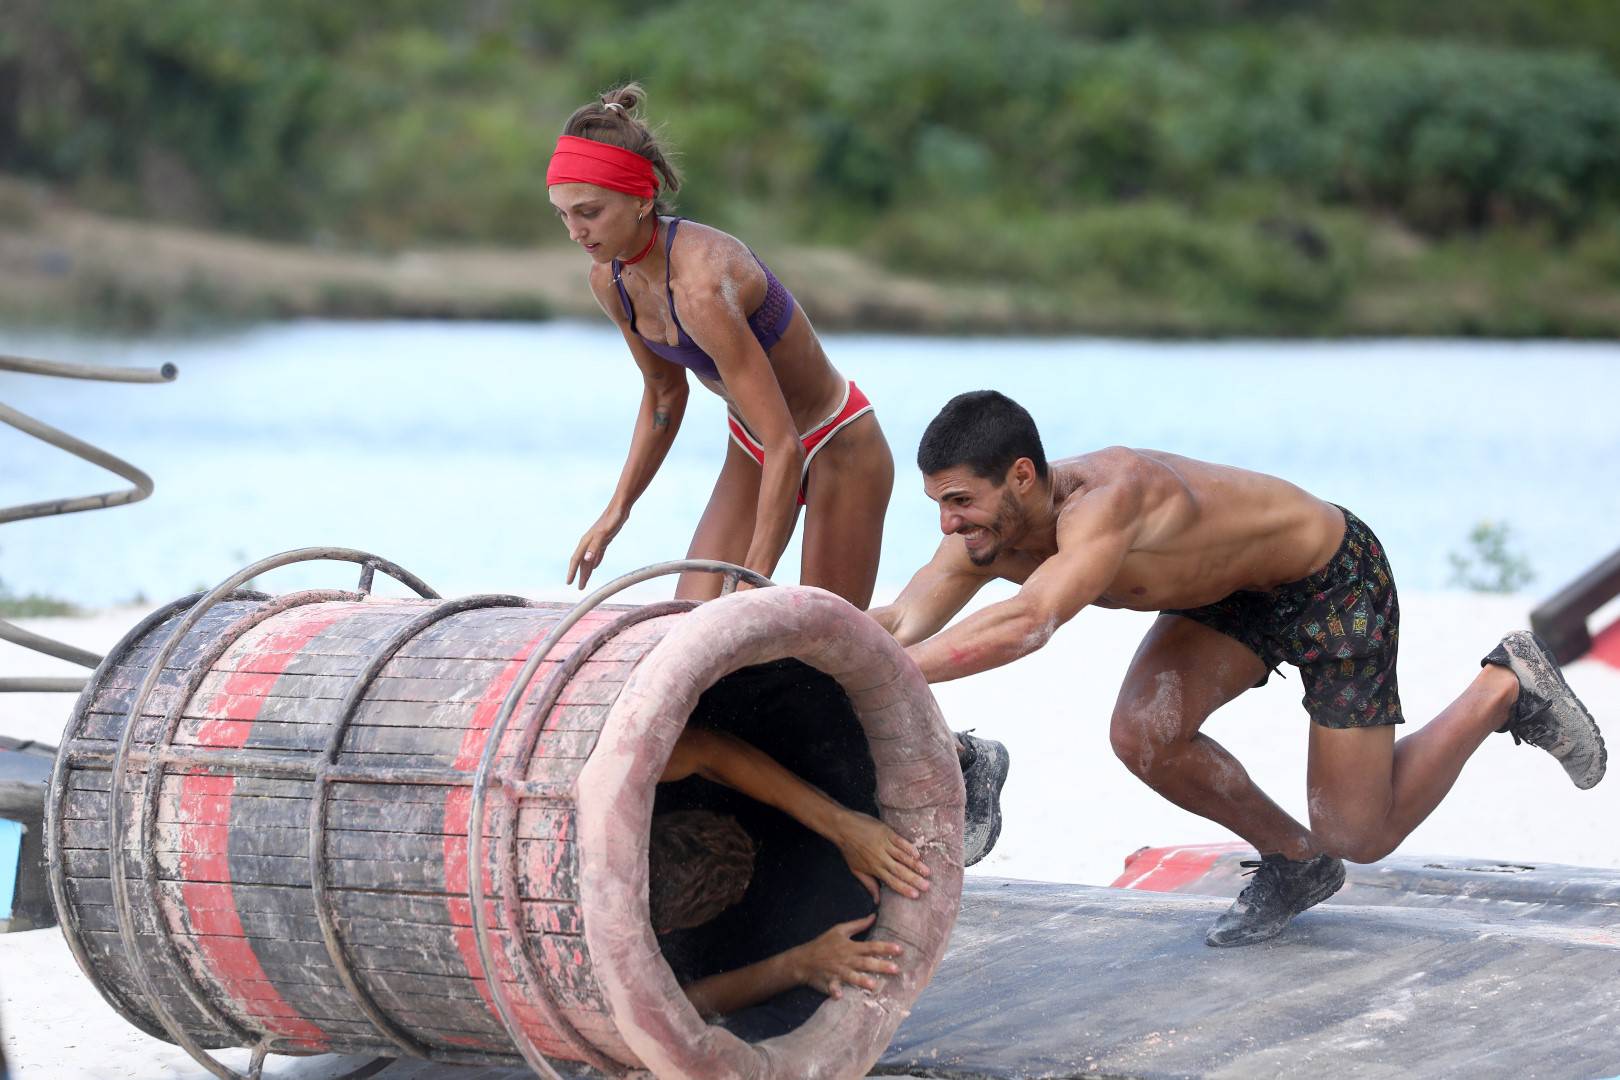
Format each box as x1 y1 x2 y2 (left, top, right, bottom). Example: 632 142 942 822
0 357 174 690
0 353 176 382
1531 546 1620 664
65 746 502 791
0 402 156 526
466 559 770 1080
106 548 438 1080
0 620 102 667
500 778 580 802
0 676 88 693
309 594 530 1061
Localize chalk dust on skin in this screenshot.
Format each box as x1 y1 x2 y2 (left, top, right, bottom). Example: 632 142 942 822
1131 669 1186 775
1019 616 1059 657
715 265 745 317
1207 751 1251 800
1307 789 1348 842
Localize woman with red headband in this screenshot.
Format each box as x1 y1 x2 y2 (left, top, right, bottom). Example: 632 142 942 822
549 84 895 607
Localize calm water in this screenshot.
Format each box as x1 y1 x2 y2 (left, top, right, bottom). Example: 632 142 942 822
2 320 1617 608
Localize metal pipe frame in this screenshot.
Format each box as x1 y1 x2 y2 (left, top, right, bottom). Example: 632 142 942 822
1 354 175 690
466 559 770 1079
105 549 437 1080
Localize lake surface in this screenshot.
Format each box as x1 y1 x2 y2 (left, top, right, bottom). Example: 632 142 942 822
2 320 1617 608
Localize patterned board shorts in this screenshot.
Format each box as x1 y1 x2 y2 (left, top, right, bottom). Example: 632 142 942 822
1164 506 1403 729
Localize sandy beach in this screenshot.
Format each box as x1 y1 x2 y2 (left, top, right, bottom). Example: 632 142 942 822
3 586 1618 1077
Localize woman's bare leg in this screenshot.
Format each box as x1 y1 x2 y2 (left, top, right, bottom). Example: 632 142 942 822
799 412 894 610
676 438 766 600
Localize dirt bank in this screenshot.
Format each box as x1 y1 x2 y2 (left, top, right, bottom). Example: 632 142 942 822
0 177 1023 334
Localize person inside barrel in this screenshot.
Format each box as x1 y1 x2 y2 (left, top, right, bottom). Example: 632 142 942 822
647 727 925 1038
546 83 1010 868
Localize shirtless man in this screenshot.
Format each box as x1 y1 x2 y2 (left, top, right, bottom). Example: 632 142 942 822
871 390 1606 945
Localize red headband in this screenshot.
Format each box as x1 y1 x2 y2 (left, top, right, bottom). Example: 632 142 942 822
546 134 659 199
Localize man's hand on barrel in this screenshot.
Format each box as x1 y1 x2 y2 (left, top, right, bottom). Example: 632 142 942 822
832 811 932 901
789 913 904 1000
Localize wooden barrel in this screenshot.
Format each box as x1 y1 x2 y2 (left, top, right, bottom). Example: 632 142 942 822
46 561 963 1080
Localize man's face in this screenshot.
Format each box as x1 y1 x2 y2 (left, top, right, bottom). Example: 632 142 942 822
924 466 1026 566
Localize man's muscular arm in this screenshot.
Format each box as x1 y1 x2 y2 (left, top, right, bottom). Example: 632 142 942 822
907 486 1140 683
868 541 992 646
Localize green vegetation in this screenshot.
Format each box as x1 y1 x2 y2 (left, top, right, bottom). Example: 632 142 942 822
0 579 81 618
3 0 1620 335
1448 521 1537 594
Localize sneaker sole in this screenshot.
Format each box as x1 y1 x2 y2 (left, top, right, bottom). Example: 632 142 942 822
963 740 1010 867
1514 633 1608 790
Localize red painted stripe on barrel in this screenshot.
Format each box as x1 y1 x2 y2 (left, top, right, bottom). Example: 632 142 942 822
1111 842 1246 892
442 610 612 1053
1590 618 1620 671
175 604 351 1048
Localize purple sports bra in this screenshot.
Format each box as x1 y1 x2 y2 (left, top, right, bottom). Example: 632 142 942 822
611 218 797 381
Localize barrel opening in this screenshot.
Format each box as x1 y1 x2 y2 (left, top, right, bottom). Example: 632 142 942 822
576 586 963 1079
652 658 877 1041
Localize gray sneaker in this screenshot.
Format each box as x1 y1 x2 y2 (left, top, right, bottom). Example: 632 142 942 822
1483 631 1606 790
1205 852 1346 947
956 731 1009 867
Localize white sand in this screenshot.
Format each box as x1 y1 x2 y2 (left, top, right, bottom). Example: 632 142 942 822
4 589 1618 1077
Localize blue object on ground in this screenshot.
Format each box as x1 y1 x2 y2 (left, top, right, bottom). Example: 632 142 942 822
0 818 22 921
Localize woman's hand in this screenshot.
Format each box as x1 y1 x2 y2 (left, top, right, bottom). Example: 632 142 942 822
567 505 627 590
788 913 902 999
832 811 931 900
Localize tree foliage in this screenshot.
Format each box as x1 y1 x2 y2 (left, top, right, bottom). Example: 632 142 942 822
2 0 1618 322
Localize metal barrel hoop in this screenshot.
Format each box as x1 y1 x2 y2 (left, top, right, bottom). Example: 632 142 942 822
493 601 697 1077
307 593 534 1062
46 590 250 1041
140 589 363 1045
106 549 439 1080
466 559 770 1079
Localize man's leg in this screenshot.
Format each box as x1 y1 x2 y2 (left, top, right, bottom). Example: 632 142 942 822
1110 613 1317 861
1307 663 1520 863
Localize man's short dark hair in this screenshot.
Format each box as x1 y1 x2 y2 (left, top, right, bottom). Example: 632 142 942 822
648 810 756 930
916 390 1048 483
